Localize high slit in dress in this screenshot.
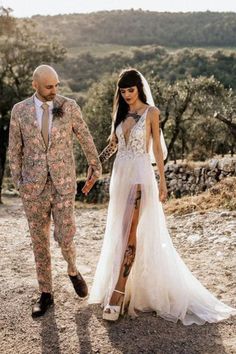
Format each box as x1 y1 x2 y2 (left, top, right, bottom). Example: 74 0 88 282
88 107 236 325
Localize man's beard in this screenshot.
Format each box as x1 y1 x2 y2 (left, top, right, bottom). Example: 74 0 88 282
44 94 56 101
37 91 56 101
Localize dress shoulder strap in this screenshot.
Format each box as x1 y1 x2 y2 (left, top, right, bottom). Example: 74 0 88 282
143 105 154 119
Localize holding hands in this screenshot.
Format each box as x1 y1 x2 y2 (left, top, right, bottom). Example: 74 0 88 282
82 165 100 195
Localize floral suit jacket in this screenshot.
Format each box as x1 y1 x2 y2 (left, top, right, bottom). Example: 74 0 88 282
9 94 102 197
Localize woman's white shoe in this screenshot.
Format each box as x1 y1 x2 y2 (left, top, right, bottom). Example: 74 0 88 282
102 289 125 321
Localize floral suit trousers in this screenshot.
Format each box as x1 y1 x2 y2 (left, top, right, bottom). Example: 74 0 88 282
22 175 78 293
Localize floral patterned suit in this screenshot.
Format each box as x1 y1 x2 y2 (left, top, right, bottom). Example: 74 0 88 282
9 94 102 293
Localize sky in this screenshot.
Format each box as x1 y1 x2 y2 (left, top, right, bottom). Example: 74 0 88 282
0 0 236 18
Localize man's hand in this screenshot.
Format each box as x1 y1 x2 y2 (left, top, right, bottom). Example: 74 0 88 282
82 165 99 195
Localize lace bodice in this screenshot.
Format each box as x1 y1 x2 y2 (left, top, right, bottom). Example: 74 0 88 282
116 108 148 160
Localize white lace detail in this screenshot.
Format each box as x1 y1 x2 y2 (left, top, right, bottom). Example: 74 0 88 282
116 108 148 160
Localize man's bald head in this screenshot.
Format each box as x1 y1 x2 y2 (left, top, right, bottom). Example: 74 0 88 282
32 65 60 102
33 65 58 83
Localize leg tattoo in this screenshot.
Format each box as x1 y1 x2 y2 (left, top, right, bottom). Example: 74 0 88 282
123 245 136 277
134 190 141 209
109 185 141 306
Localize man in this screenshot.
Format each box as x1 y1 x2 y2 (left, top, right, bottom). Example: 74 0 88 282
8 65 102 317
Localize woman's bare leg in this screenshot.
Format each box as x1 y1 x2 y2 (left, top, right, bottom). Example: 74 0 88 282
109 185 141 305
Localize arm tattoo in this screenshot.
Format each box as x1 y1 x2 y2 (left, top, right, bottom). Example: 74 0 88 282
99 137 118 164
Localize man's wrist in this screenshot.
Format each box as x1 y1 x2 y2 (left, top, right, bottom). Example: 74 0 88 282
92 170 100 178
88 165 100 178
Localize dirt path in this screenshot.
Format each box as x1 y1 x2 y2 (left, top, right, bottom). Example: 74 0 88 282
0 196 235 354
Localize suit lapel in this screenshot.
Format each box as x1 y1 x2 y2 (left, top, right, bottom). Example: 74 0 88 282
25 95 46 150
48 95 65 149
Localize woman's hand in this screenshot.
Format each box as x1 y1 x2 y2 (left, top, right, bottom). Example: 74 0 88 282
159 179 168 203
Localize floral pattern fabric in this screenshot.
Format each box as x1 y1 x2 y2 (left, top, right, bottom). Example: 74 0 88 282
22 177 77 292
8 94 101 292
9 94 102 197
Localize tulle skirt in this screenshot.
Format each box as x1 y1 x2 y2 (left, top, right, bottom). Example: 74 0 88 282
88 154 236 325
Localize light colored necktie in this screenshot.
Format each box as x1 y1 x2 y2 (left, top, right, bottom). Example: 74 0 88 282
41 103 49 147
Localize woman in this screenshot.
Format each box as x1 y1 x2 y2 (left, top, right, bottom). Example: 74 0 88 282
88 68 236 324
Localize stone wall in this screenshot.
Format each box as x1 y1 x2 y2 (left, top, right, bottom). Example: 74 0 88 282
164 157 236 198
76 157 236 203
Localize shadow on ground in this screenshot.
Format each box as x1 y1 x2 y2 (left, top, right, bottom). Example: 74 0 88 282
75 305 228 354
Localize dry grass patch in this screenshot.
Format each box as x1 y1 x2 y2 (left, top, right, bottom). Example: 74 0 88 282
164 177 236 216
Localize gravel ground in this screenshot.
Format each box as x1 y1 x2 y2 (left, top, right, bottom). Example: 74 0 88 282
0 196 235 354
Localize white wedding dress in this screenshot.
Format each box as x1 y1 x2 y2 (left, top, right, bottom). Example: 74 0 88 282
88 107 236 325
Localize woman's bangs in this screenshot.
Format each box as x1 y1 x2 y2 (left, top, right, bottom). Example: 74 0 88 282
118 73 139 89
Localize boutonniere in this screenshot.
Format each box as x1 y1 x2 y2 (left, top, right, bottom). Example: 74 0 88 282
52 101 66 118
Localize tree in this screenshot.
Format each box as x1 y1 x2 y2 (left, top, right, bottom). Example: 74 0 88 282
83 73 235 167
150 75 235 161
79 74 116 174
186 77 236 156
0 8 65 202
213 89 236 149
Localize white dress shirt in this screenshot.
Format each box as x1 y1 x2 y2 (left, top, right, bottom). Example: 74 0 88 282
34 95 53 135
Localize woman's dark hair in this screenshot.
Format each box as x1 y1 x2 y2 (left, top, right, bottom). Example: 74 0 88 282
112 69 147 131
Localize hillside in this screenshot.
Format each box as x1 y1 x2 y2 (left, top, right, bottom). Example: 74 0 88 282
28 10 236 94
32 10 236 49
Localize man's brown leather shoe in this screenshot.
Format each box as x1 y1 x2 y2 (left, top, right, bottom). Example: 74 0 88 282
32 292 54 318
69 273 88 297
